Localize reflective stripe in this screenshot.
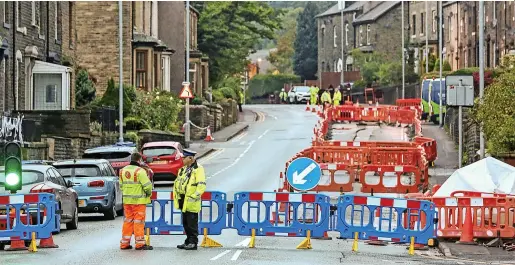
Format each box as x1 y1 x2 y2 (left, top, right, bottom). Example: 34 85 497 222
194 192 200 198
133 219 144 224
124 218 134 223
196 182 206 185
134 168 141 182
142 181 152 187
120 240 130 244
122 236 132 239
123 194 147 199
122 181 139 185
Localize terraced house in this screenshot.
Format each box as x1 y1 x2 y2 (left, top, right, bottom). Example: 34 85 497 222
0 1 75 111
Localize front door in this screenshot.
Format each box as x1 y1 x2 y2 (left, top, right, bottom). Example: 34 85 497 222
33 73 62 110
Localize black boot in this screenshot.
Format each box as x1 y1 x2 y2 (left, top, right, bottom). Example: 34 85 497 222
183 243 197 250
177 244 186 249
135 245 154 250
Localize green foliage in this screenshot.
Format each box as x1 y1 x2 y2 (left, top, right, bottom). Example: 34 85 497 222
219 87 237 99
352 80 367 90
475 67 515 153
434 59 452 71
191 96 204 105
248 73 300 98
130 90 182 132
75 69 96 107
124 131 139 144
421 53 437 72
123 116 150 131
377 62 402 86
293 2 319 81
196 2 282 86
97 78 137 115
268 7 303 74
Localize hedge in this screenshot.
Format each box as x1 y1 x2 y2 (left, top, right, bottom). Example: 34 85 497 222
248 74 300 98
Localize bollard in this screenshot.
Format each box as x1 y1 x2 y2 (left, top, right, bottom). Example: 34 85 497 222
28 232 38 252
408 236 415 255
352 232 359 252
145 228 150 246
249 228 256 248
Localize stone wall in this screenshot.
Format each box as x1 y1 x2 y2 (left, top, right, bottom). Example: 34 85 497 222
138 130 184 147
15 110 91 137
445 107 481 164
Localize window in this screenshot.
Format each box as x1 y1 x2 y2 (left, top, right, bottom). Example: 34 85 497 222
460 18 463 33
142 147 177 157
153 53 158 89
46 85 57 103
136 51 147 89
333 25 337 47
39 2 46 37
432 10 437 33
448 17 452 41
359 25 363 46
69 2 73 48
321 62 325 72
366 24 370 45
55 165 101 178
412 14 416 35
150 1 153 36
142 2 145 32
15 1 23 32
31 2 36 25
321 26 325 47
345 23 349 46
0 170 44 186
1 1 5 24
54 2 58 41
421 12 425 35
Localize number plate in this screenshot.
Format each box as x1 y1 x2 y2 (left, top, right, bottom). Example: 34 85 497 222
79 200 86 207
150 161 167 164
0 210 5 215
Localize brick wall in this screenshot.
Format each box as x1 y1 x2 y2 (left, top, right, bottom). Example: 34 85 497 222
75 1 132 95
15 110 91 137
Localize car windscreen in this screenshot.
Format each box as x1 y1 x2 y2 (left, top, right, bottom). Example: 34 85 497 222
54 165 101 178
0 170 44 186
142 147 177 157
294 86 310 93
82 152 131 160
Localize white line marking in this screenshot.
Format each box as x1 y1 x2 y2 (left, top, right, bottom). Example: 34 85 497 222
257 129 270 139
210 250 232 260
234 238 251 247
231 250 243 260
199 149 224 163
211 140 255 177
231 131 248 142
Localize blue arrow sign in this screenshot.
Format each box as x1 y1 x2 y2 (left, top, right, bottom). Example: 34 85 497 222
286 157 322 191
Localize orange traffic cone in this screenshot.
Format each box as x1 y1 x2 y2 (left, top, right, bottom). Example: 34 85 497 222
5 237 28 251
311 105 316 112
204 126 214 142
38 235 59 248
313 231 332 240
305 101 310 111
458 206 475 244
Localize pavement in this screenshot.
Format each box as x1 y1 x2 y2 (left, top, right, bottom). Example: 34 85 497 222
422 123 459 185
1 105 490 265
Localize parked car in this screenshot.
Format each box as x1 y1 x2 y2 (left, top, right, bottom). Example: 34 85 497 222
141 141 184 182
288 86 311 104
0 164 79 230
53 159 123 220
82 142 138 175
22 160 54 165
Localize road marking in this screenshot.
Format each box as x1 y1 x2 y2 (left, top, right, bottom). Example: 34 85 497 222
210 250 232 260
231 250 243 260
231 131 248 142
256 111 266 122
199 149 224 164
211 140 255 177
234 238 251 247
257 129 269 139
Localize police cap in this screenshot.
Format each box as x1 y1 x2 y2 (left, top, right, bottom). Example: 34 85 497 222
182 149 197 157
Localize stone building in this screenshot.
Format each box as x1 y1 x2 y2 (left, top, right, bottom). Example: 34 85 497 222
408 1 439 74
0 1 74 111
158 2 209 97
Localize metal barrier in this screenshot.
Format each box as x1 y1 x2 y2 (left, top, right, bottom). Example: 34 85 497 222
0 193 60 251
336 195 436 245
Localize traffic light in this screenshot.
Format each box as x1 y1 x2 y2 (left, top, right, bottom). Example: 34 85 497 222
4 142 22 193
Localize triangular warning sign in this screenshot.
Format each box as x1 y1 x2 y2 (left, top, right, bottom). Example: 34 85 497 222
179 85 194 99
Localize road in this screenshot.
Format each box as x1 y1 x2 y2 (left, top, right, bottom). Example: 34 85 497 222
2 105 476 265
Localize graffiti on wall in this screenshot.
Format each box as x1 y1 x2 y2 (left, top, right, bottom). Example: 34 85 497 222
0 114 24 144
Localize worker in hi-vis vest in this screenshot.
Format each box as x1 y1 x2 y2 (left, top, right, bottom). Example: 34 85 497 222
119 153 153 251
333 88 342 106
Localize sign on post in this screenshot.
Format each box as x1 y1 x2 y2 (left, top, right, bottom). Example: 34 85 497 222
286 158 322 191
179 82 194 99
445 75 474 107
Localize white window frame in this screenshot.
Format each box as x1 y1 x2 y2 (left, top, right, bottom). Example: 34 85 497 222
15 2 27 34
366 24 371 45
432 10 436 33
54 1 58 41
359 25 363 46
1 1 5 24
31 1 36 25
345 23 349 46
333 25 337 48
32 61 72 110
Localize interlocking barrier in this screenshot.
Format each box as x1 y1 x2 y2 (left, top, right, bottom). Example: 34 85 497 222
143 191 437 252
0 193 60 252
359 165 427 194
336 195 437 247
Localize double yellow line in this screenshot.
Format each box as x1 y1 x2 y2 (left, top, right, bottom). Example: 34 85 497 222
256 111 266 122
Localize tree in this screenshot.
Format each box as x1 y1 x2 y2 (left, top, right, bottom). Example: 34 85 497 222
196 2 282 86
293 2 319 81
98 78 137 116
75 69 96 107
268 7 303 74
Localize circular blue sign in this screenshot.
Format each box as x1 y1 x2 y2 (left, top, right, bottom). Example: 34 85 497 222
286 157 322 191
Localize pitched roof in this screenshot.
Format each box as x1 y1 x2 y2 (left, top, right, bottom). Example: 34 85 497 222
315 2 366 18
353 1 400 25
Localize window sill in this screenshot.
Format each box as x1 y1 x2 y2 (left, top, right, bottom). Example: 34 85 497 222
39 34 46 40
69 44 74 50
3 23 11 29
17 27 27 35
55 39 61 45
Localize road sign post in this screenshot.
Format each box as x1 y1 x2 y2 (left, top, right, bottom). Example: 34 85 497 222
286 158 322 191
180 82 193 147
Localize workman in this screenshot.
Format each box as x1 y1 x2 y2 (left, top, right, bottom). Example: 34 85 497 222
238 88 244 112
279 89 288 104
333 88 342 106
174 149 206 251
314 85 320 104
119 153 153 251
309 86 317 105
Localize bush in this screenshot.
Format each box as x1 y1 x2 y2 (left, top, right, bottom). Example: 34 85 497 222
75 69 96 107
475 69 515 153
123 116 150 131
191 96 204 105
248 74 300 98
434 59 452 71
124 131 139 144
131 90 182 132
219 87 236 99
98 78 137 116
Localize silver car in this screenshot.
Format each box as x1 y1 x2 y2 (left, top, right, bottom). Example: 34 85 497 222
53 159 123 220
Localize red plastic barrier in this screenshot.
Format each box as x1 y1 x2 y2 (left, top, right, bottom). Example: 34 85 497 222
359 164 427 193
332 105 359 122
414 136 437 163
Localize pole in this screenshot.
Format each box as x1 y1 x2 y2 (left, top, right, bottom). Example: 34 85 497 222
401 1 405 99
479 0 485 158
185 0 191 146
458 106 463 167
438 1 443 127
340 1 345 86
425 1 429 74
118 0 124 143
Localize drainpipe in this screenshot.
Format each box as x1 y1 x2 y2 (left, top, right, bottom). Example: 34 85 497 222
46 2 50 60
12 2 16 111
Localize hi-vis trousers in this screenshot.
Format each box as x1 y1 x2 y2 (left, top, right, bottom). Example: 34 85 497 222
120 204 146 249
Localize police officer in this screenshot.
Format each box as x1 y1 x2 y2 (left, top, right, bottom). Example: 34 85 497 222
279 89 288 104
119 153 153 250
174 149 206 250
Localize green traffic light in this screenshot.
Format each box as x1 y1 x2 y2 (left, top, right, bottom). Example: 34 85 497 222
5 172 20 186
3 142 22 192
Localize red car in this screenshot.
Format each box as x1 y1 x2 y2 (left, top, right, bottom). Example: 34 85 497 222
141 141 184 182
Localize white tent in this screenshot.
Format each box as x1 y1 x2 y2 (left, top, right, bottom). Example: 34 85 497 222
433 157 515 197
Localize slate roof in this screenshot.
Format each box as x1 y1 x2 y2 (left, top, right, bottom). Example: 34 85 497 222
353 1 400 25
315 2 366 18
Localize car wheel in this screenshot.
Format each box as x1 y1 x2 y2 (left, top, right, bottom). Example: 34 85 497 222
104 193 117 220
66 204 78 230
0 243 4 250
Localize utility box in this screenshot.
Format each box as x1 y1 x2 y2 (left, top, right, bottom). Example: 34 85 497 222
445 75 474 107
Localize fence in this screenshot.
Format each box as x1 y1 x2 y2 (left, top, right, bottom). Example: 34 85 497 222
90 106 117 133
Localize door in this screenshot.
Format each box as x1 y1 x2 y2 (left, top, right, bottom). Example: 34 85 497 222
33 73 63 110
52 168 73 217
47 169 70 217
105 163 122 207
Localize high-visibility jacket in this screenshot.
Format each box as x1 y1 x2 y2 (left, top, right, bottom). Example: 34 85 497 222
333 90 342 105
239 91 244 104
173 162 206 213
321 91 331 103
279 91 288 101
119 164 152 205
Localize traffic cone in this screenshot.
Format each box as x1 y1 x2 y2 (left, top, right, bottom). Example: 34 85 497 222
38 235 59 248
311 105 316 112
204 126 214 142
305 101 310 111
5 237 28 251
458 206 476 244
